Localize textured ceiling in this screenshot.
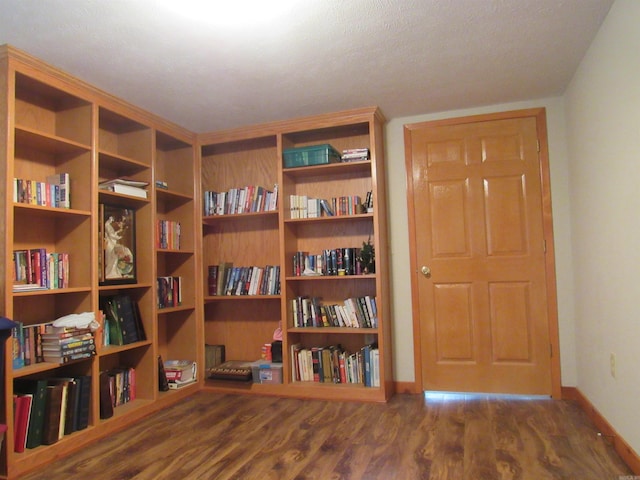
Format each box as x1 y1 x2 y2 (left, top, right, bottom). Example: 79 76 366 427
0 0 614 132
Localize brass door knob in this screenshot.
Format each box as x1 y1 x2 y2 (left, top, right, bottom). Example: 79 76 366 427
421 266 431 278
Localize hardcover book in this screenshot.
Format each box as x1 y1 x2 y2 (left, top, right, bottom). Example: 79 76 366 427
98 371 114 419
42 384 64 445
13 394 32 453
157 355 170 392
205 344 225 372
75 376 92 431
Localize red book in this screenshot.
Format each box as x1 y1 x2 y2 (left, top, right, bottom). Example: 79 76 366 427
13 394 32 453
339 354 347 384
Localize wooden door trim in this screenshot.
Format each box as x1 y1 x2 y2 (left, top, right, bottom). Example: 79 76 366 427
403 107 562 398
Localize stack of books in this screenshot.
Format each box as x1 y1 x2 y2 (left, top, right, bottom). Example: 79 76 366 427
341 148 370 162
41 327 96 364
163 360 197 389
99 178 149 199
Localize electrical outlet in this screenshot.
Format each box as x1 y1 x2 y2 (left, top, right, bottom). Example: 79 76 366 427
610 353 616 379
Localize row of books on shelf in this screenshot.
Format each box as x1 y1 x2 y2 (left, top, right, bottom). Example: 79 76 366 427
13 173 70 209
13 375 91 452
100 294 146 346
292 296 378 328
12 323 97 369
208 263 281 296
203 183 278 216
156 219 181 250
293 248 370 276
13 249 69 291
289 193 370 218
99 367 136 419
157 276 182 309
291 343 380 387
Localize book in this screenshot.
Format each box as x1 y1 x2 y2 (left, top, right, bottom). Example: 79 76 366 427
64 379 79 435
99 182 148 198
322 347 333 383
42 384 64 445
46 173 70 208
167 378 197 389
74 376 92 431
99 178 149 188
362 344 372 387
207 265 218 296
13 394 32 452
98 178 149 198
99 371 114 419
157 355 170 392
13 378 48 449
40 327 92 340
341 148 370 162
47 378 74 438
102 296 123 346
43 349 95 364
205 344 225 372
42 331 94 345
114 294 142 344
12 321 24 369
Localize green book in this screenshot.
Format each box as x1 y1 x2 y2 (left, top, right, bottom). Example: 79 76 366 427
104 297 123 345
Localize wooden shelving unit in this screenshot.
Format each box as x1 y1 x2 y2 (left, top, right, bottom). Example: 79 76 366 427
199 134 281 364
199 107 392 402
153 129 201 374
96 105 157 432
0 44 391 479
0 45 201 479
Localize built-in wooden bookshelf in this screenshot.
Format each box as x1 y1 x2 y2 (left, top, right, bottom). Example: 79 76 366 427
199 107 392 403
154 130 201 378
97 105 156 426
0 45 201 479
0 44 391 479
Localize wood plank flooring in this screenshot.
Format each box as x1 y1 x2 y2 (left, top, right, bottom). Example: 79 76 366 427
21 392 633 480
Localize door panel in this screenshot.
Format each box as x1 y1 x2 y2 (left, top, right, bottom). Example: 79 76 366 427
406 112 554 395
430 180 469 256
434 283 474 361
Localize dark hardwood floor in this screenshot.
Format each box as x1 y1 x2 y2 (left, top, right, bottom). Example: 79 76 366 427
21 391 632 479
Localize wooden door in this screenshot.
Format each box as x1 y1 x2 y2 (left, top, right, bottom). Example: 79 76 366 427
405 109 559 396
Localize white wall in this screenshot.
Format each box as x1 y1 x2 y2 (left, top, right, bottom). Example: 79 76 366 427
564 0 640 453
384 96 577 387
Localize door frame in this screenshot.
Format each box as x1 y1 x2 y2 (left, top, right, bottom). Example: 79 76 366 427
404 108 562 398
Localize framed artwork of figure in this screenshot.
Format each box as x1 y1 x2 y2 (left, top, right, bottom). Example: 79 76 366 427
100 204 136 285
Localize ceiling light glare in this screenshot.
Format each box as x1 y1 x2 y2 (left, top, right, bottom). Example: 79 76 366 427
159 0 300 27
